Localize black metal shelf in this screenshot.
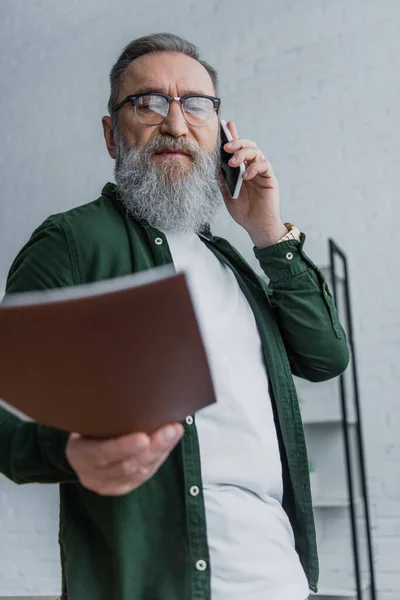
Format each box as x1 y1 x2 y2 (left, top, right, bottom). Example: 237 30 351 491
328 239 377 600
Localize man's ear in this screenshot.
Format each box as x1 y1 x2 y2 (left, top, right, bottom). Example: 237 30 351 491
102 116 116 159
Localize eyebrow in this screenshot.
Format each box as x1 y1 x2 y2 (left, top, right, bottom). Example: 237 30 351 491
131 86 211 96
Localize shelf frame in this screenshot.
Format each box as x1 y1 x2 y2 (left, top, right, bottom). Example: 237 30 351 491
329 239 376 600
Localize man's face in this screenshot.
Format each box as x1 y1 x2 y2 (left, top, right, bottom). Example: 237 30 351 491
102 51 223 233
109 52 219 162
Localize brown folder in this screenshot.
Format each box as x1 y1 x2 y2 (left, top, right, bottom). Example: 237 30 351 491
0 267 216 438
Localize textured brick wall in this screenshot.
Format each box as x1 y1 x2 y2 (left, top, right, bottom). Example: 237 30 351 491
1 0 399 596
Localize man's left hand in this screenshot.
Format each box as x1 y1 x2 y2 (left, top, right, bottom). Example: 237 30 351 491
220 121 288 248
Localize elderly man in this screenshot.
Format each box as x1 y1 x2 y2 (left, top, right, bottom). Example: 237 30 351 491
0 33 349 600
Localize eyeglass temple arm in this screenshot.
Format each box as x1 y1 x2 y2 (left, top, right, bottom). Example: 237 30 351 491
111 96 132 114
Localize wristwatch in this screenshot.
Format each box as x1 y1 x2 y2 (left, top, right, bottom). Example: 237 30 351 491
277 222 301 243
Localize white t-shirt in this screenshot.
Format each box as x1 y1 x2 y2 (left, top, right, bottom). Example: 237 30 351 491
161 230 309 600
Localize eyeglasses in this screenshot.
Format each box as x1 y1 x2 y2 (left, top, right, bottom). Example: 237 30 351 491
112 92 221 127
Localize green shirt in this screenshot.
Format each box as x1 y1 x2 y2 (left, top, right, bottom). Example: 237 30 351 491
0 182 349 599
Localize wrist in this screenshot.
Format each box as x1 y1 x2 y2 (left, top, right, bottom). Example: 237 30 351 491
250 223 289 249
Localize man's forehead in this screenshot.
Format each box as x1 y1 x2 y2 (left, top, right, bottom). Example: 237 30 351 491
122 53 215 95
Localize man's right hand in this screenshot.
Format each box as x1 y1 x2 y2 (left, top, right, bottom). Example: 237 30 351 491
66 422 185 496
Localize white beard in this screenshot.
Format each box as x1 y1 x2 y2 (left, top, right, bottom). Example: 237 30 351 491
113 128 223 233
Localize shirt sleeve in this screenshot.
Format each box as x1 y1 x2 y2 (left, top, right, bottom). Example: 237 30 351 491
254 233 350 382
0 219 78 483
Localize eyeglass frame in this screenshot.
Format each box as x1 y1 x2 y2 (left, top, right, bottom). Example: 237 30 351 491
111 92 221 127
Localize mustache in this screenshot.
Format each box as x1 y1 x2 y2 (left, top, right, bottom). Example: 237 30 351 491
117 133 220 163
145 136 199 157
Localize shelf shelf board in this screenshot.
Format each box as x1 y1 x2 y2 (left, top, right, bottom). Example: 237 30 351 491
310 575 370 597
312 496 362 508
320 265 346 284
302 416 357 426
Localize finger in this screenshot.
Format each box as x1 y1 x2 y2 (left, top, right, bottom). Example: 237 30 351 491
73 422 182 469
97 484 136 497
77 432 150 468
81 472 139 496
243 160 277 182
111 423 183 466
80 435 182 495
227 121 239 139
95 423 184 473
229 147 264 167
95 437 177 486
138 423 184 468
223 139 257 153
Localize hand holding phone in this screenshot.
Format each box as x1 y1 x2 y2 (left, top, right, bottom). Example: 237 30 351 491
219 119 245 199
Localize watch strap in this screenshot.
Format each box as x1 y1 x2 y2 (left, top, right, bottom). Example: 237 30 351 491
277 222 301 243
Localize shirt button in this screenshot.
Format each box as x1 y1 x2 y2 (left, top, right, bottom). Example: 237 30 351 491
189 485 200 497
185 416 194 425
154 237 163 246
195 559 207 571
286 252 293 260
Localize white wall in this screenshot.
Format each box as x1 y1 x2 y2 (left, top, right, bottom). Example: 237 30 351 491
0 0 399 597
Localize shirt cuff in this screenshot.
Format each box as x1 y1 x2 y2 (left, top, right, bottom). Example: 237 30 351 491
253 232 313 283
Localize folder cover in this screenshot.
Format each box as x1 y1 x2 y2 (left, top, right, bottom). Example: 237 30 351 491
0 267 216 438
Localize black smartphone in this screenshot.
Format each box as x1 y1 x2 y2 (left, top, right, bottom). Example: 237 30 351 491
219 119 245 199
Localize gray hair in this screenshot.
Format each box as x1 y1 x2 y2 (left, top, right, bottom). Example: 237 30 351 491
107 32 219 121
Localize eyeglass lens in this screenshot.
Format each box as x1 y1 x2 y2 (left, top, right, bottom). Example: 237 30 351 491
135 95 214 126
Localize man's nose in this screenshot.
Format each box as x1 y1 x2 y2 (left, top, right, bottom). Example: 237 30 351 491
159 100 189 137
